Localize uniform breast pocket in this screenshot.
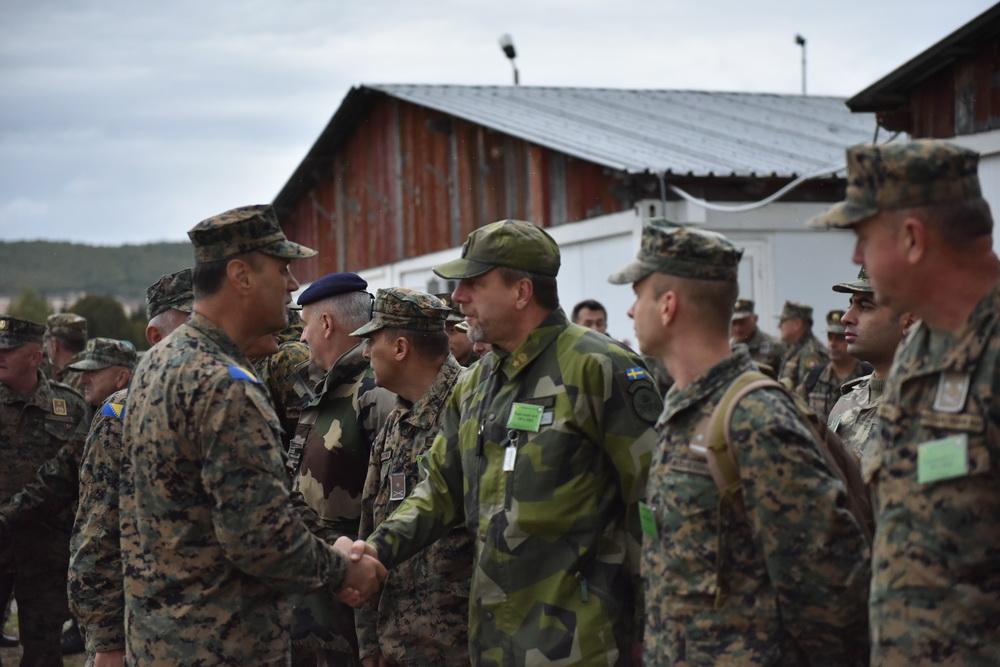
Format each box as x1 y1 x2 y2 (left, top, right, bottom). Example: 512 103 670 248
918 408 991 482
656 459 720 596
42 416 76 444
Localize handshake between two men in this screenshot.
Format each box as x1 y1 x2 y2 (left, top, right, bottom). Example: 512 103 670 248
332 536 384 607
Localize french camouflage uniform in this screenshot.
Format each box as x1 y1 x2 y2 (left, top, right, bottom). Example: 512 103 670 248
69 270 192 658
828 374 884 461
68 389 130 655
287 338 395 661
370 220 660 666
120 205 348 664
608 223 870 666
0 315 90 665
798 359 870 422
730 299 785 378
777 301 829 390
811 140 1000 664
353 288 473 667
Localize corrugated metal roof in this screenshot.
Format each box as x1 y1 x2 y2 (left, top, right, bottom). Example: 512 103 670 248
369 84 875 178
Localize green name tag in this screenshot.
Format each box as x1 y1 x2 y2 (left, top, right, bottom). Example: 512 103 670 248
917 434 969 484
638 502 658 538
506 402 544 432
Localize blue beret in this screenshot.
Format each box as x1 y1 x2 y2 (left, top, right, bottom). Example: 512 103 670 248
297 272 368 306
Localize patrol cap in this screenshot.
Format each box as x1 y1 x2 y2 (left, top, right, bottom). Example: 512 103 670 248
297 272 368 306
46 313 88 345
608 220 742 285
731 298 755 320
777 301 813 322
188 205 316 263
350 288 451 338
809 140 987 229
0 316 45 349
832 266 873 295
826 309 846 335
433 219 560 280
146 268 194 319
434 292 466 324
67 337 138 371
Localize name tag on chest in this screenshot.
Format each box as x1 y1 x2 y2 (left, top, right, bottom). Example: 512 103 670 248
388 472 406 501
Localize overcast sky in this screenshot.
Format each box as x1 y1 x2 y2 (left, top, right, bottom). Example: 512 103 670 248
1 0 994 245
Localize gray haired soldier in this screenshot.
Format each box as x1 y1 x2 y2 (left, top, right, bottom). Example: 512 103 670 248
729 298 785 378
826 268 912 462
811 140 1000 664
67 269 192 666
42 312 88 393
353 219 659 666
352 288 473 667
120 205 385 663
776 301 829 389
67 337 137 407
0 316 90 665
796 310 870 422
611 222 869 665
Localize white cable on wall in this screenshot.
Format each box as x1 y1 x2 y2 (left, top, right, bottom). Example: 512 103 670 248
665 163 846 213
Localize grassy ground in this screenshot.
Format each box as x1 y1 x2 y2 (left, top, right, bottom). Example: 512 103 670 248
1 606 86 666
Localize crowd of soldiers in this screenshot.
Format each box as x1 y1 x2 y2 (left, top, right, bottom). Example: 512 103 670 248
0 136 995 667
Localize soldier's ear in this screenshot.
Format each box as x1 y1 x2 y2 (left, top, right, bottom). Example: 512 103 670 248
513 277 534 310
394 335 408 361
900 214 927 265
659 290 677 327
226 258 254 294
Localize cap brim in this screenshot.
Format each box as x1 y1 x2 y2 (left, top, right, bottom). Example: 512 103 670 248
807 200 879 229
832 280 872 294
607 260 656 285
259 239 317 260
68 359 111 371
0 338 27 350
454 321 469 333
827 326 846 335
731 311 754 321
349 320 383 338
432 257 495 280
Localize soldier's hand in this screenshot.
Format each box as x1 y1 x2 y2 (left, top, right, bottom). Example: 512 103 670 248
361 654 389 667
336 554 386 607
333 536 379 562
94 649 125 667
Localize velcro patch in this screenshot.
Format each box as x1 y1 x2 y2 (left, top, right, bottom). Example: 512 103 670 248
227 365 261 384
101 402 126 420
625 367 650 382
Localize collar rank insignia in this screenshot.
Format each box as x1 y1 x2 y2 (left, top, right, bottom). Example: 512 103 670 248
228 365 261 384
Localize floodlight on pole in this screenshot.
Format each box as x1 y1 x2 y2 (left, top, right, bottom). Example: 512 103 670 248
794 34 807 95
498 33 520 86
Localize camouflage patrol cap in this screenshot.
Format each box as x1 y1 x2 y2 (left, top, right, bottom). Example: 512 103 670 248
808 140 986 229
731 298 755 320
826 309 846 335
350 288 451 338
434 293 466 324
146 268 194 318
67 337 138 371
188 205 316 263
777 301 813 322
0 316 45 349
608 220 742 284
832 266 872 295
46 313 88 345
433 219 560 279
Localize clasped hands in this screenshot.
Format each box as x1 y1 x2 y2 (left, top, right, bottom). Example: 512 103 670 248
333 536 386 607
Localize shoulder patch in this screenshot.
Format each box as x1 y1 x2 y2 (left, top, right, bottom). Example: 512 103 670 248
51 398 68 416
624 367 650 382
631 385 662 423
227 365 261 384
101 402 126 420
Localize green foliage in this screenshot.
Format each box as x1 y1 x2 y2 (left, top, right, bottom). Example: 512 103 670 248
0 240 193 300
68 295 142 347
7 288 52 323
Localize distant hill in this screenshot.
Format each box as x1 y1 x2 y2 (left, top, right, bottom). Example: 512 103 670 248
0 240 193 299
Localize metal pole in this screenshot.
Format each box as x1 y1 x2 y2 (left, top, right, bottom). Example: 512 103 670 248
795 34 807 96
512 62 520 86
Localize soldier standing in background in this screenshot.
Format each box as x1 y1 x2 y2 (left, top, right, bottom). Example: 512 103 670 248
352 288 473 667
827 268 912 461
290 272 396 666
777 301 829 389
68 269 193 667
357 219 659 666
729 298 785 377
67 338 137 408
811 140 1000 664
120 206 384 663
612 222 869 665
250 308 312 451
437 293 479 367
0 316 90 666
796 309 870 421
42 312 88 393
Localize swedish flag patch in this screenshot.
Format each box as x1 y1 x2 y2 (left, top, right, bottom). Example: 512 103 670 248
102 402 126 420
228 365 261 384
625 367 650 382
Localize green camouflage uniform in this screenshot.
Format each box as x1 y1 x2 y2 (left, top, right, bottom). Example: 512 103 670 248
121 206 348 664
0 316 90 665
43 312 88 394
810 140 1000 663
253 337 311 451
730 300 785 378
797 359 869 422
353 288 473 667
828 373 884 461
607 222 870 666
779 333 828 390
68 389 129 654
287 343 395 661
